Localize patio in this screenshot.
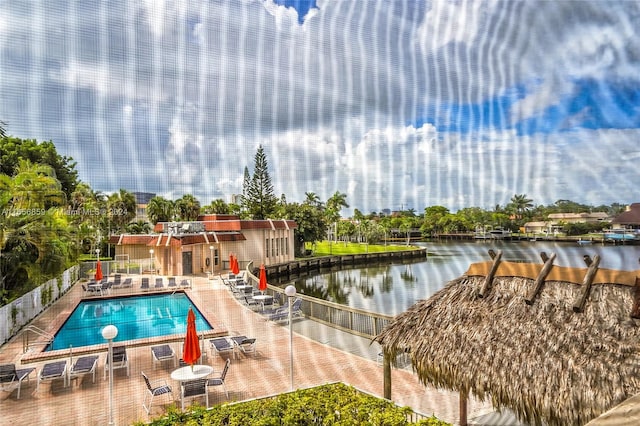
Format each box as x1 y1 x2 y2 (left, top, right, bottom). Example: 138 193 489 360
0 275 495 425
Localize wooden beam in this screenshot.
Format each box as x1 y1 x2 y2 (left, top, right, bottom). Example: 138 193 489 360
459 389 468 426
383 352 391 399
572 254 601 313
540 251 548 263
478 250 502 298
525 252 556 305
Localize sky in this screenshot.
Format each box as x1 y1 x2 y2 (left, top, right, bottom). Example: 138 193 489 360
1 0 639 215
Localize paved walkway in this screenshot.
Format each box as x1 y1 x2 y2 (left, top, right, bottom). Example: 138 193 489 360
0 275 508 425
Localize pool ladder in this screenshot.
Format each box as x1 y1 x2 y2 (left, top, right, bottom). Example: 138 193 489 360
21 325 55 353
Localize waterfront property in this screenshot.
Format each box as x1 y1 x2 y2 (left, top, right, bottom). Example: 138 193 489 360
0 273 497 425
109 214 297 276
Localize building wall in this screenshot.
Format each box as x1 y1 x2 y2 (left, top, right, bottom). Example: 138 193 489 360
111 216 297 276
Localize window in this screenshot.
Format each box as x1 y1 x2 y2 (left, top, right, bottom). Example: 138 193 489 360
265 238 269 257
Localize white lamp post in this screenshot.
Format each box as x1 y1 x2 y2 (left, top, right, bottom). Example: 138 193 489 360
149 249 154 275
102 325 118 426
209 245 214 277
284 285 297 391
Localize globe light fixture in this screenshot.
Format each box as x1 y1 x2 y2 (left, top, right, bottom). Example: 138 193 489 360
102 325 118 426
285 285 297 390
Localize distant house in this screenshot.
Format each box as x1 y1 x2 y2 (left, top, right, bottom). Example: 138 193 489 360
522 221 551 234
109 214 297 276
611 203 640 230
547 212 609 224
523 211 609 234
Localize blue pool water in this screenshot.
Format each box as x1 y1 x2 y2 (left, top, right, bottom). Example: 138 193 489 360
47 293 213 351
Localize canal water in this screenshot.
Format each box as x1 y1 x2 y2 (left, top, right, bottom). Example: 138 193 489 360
290 241 640 316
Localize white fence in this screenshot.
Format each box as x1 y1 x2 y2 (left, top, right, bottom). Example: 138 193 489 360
0 265 79 346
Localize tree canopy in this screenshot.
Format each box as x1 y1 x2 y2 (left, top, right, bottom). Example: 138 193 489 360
0 137 79 199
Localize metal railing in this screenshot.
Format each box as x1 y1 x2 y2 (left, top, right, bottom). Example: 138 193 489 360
244 263 394 340
22 325 55 353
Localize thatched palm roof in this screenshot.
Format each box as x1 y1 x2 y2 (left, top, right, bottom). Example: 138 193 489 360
375 260 640 426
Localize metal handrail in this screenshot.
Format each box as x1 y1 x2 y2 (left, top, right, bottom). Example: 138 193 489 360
22 325 55 353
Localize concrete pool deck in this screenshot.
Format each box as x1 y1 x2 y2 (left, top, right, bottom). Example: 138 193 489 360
0 275 502 425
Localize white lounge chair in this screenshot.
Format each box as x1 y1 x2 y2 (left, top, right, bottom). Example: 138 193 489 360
0 364 35 399
151 344 177 369
68 355 99 385
37 360 68 391
104 345 129 379
209 338 235 360
231 336 256 357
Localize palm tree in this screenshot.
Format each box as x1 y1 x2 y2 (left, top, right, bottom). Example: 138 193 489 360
126 220 151 234
10 159 65 209
0 166 70 302
326 191 349 243
107 189 136 232
146 196 175 224
509 194 534 220
203 199 230 214
175 194 201 221
304 192 322 208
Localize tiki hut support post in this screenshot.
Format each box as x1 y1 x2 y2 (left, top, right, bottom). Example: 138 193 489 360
572 254 601 313
460 389 468 426
525 252 556 305
383 352 391 399
630 277 640 319
479 250 502 298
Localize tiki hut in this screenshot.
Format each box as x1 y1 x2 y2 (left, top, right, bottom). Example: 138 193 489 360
375 251 640 426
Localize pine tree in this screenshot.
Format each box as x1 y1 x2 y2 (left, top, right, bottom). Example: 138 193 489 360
246 145 277 219
241 166 251 214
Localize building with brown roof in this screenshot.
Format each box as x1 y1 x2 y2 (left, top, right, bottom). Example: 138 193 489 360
611 203 640 230
108 214 297 276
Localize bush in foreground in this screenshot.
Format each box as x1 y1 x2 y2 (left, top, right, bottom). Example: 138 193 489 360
137 382 451 426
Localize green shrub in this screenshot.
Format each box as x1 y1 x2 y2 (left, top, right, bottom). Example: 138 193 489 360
138 383 450 426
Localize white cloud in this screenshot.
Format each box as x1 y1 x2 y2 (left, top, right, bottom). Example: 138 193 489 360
416 0 488 52
1 0 639 213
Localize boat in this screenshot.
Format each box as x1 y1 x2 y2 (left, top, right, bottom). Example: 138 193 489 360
603 229 640 244
488 228 512 240
474 226 512 240
577 239 592 245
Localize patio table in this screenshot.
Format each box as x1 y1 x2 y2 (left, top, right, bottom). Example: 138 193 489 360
170 365 213 383
252 294 273 311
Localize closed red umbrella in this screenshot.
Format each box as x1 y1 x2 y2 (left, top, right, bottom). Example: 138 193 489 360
182 308 201 369
259 264 268 292
95 260 103 281
229 253 235 273
232 255 240 275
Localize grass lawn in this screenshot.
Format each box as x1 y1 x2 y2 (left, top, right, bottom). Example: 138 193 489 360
306 240 418 256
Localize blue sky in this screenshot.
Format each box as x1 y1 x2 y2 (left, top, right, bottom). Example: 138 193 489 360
1 0 639 214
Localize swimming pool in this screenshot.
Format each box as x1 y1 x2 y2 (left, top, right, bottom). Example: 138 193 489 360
46 293 213 351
